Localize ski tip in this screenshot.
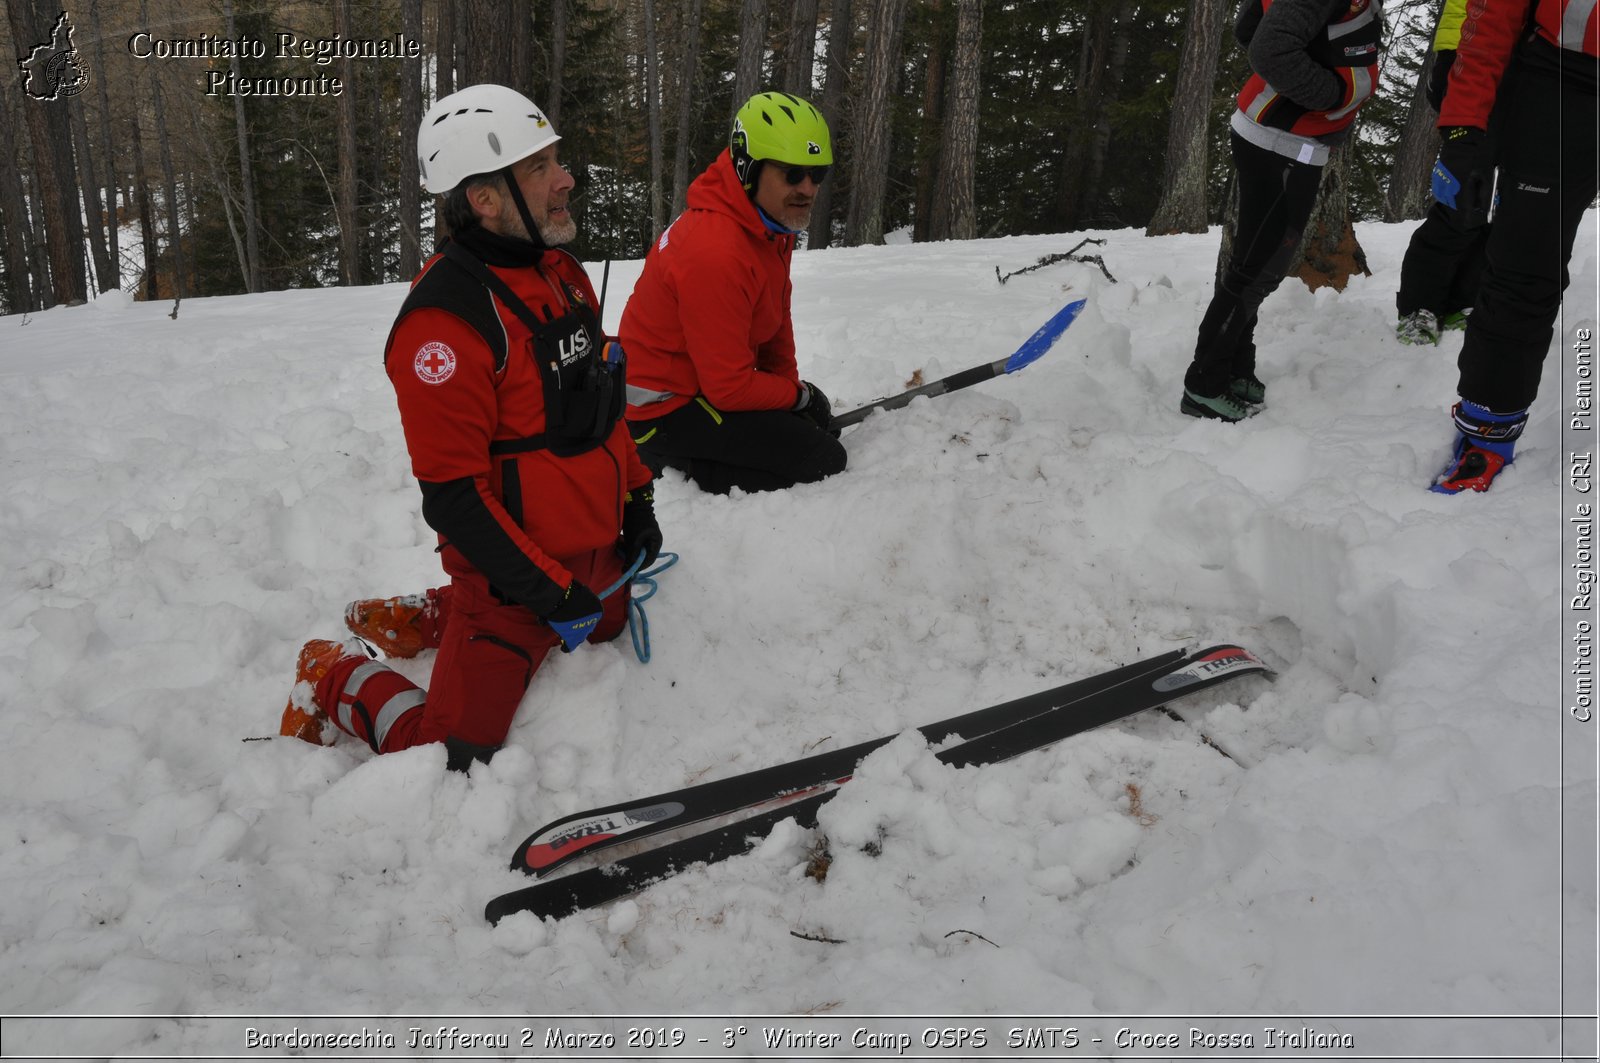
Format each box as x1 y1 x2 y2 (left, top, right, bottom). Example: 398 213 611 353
1153 645 1271 693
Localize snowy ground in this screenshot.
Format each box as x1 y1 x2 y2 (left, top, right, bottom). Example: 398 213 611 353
0 218 1595 1060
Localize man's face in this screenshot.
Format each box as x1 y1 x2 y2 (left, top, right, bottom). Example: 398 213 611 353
475 143 577 245
752 161 821 232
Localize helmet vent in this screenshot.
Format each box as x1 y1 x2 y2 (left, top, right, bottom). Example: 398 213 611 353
761 112 773 125
487 132 501 154
779 105 795 121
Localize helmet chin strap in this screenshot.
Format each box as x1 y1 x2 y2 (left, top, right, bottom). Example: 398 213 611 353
501 166 548 250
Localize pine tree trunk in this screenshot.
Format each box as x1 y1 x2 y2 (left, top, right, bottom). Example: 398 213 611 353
460 2 512 88
70 96 112 294
364 69 386 282
334 0 361 285
151 78 186 305
844 0 908 246
732 0 769 115
1385 46 1440 222
1082 13 1130 223
222 0 263 290
0 74 42 311
643 0 666 239
8 0 89 305
782 0 821 95
930 0 981 242
1290 139 1369 290
912 0 949 244
670 0 705 220
437 0 456 97
548 0 567 127
806 0 854 249
399 0 425 275
127 102 159 300
1146 0 1229 235
23 170 55 302
510 0 534 93
1056 2 1115 232
87 0 120 289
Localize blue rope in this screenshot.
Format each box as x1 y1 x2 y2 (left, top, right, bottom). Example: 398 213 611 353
598 552 646 599
600 551 678 663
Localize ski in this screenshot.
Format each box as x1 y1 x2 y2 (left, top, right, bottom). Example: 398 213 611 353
509 647 1187 879
485 645 1266 923
832 298 1088 430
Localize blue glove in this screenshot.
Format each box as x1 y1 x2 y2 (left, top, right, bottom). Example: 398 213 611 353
544 581 603 653
1432 126 1492 228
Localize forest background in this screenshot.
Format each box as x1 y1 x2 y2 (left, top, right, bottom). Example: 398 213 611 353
4 0 1448 314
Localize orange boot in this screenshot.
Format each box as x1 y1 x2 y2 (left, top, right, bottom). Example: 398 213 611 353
344 590 445 659
280 639 370 745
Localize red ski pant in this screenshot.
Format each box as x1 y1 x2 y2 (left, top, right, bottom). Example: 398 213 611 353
315 547 629 761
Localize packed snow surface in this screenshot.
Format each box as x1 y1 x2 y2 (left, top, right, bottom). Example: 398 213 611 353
0 218 1594 1058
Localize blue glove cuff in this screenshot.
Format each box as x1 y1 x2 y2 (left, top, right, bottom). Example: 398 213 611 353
548 612 601 653
1431 159 1460 209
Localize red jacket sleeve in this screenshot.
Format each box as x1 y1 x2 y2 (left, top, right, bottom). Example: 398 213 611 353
1438 0 1533 128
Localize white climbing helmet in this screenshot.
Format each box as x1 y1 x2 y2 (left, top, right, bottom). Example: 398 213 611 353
417 84 560 194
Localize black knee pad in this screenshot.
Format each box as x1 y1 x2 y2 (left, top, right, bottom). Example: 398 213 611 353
444 736 501 772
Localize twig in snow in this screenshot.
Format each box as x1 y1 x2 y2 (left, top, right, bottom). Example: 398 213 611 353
996 238 1118 285
944 929 1000 947
791 930 847 945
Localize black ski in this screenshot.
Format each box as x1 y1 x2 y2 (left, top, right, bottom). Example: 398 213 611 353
486 645 1266 923
509 647 1187 879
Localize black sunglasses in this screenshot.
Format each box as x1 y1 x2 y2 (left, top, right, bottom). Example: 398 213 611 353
782 165 829 186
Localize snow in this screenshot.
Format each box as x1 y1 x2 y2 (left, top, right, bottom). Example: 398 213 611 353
1 217 1594 1058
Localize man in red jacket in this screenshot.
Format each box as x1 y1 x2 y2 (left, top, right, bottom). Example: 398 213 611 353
620 91 846 494
1429 0 1597 492
279 85 661 771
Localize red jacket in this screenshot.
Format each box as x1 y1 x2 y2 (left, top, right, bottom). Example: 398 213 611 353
1440 0 1600 127
386 230 652 614
620 149 802 420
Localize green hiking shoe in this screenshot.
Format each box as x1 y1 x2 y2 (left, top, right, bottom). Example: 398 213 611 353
1229 374 1266 406
1396 309 1441 346
1439 308 1471 332
1181 388 1257 423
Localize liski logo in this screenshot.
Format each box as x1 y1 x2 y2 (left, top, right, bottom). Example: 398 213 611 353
19 11 90 102
557 325 591 366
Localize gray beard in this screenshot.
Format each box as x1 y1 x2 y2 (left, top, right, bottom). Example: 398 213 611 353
538 215 578 246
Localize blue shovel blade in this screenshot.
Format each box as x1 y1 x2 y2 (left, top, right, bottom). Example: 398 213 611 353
1003 298 1088 374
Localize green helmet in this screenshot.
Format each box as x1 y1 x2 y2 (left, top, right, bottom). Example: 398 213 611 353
730 91 833 191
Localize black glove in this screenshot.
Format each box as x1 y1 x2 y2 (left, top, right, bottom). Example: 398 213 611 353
1433 126 1493 229
619 485 663 569
792 380 839 438
543 580 604 653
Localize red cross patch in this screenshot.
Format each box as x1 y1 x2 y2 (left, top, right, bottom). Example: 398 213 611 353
414 341 457 385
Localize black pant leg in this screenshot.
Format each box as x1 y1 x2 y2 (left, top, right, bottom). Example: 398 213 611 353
1397 203 1490 317
1187 132 1325 395
1456 57 1599 412
630 399 847 495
